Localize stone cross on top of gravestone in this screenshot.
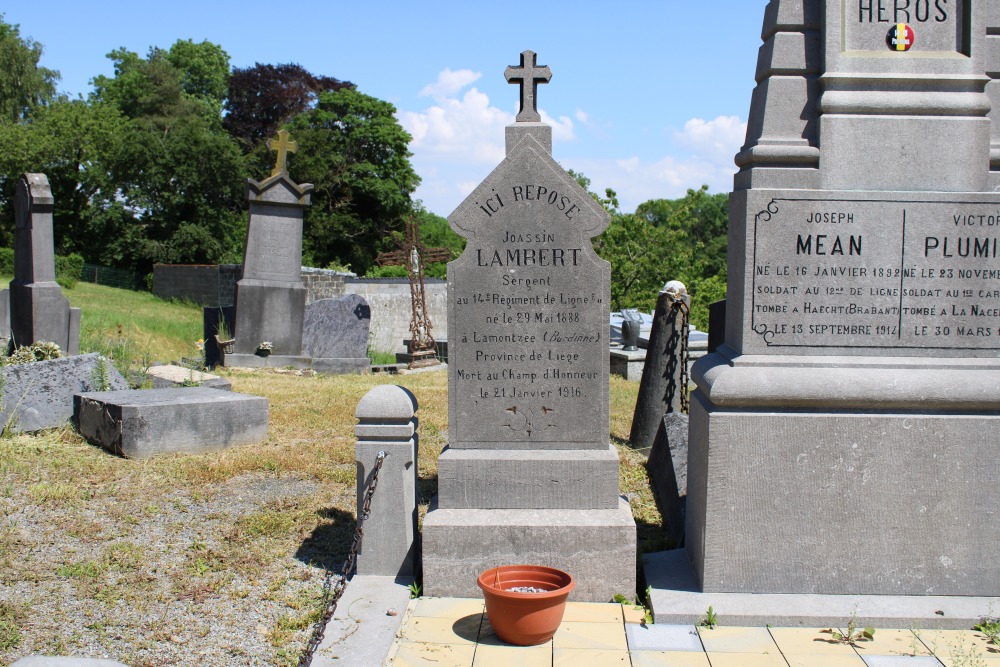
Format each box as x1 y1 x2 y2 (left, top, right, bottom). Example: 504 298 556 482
267 129 298 178
505 49 551 123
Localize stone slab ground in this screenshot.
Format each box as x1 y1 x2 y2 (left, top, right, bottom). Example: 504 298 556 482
74 387 268 458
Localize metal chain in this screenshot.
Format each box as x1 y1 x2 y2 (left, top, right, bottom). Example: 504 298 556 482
297 450 387 667
669 296 691 414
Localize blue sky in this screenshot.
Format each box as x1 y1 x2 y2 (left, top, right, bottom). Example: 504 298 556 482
3 1 768 216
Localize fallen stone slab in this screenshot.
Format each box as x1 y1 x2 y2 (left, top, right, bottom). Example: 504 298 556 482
1 353 129 433
74 387 268 458
146 364 232 390
9 657 130 667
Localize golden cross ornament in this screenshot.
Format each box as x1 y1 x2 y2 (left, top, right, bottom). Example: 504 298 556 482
267 129 298 177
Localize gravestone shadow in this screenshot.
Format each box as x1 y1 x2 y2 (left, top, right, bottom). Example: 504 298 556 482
295 506 357 572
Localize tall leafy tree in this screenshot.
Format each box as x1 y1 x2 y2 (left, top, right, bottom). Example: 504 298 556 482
224 63 352 150
286 87 419 274
90 42 247 272
0 15 59 124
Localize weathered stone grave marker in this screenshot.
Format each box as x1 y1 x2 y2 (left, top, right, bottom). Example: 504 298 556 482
9 174 80 354
228 130 312 369
302 294 372 374
686 0 1000 597
422 50 636 602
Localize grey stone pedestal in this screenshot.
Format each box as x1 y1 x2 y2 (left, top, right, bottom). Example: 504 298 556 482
610 348 645 381
223 353 312 370
422 498 636 602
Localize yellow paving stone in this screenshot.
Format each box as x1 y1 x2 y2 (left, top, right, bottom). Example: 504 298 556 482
622 603 649 624
917 629 995 659
706 652 790 666
784 655 868 667
849 628 933 656
476 618 554 648
768 627 860 655
562 601 625 623
398 615 482 645
552 621 629 650
386 640 477 667
411 597 485 619
697 626 780 653
553 647 631 665
629 650 712 667
472 642 552 667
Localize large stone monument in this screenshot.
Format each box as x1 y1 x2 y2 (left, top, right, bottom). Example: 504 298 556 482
689 0 1000 596
422 50 636 602
229 130 312 369
9 174 80 354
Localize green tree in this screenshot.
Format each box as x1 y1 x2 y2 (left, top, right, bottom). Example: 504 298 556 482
0 98 125 255
287 87 420 274
0 15 59 123
90 42 247 273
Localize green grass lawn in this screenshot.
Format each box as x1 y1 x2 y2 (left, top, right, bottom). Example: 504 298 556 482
0 280 663 666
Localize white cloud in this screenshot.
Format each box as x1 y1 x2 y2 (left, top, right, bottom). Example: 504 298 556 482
574 108 589 124
418 68 482 103
564 116 748 212
674 115 747 164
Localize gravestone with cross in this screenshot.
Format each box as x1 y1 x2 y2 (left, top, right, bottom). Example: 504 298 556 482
8 173 80 354
682 0 1000 599
376 217 451 368
228 130 313 368
422 50 636 602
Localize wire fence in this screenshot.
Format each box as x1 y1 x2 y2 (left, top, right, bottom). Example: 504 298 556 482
81 264 146 291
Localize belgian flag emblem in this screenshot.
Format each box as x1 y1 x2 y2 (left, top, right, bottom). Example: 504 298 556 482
886 23 914 52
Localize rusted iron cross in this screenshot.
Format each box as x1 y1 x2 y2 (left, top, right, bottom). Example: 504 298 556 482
505 49 551 123
267 129 298 177
377 217 452 368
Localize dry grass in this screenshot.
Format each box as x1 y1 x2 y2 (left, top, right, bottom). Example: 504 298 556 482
0 368 658 666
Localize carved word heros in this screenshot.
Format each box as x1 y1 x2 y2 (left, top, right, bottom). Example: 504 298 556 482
858 0 949 23
478 184 583 220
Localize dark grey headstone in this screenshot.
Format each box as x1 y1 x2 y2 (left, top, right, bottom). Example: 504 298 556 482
302 294 371 359
9 174 80 354
232 170 312 358
0 353 129 433
74 387 269 458
647 413 688 547
707 299 725 354
202 305 235 369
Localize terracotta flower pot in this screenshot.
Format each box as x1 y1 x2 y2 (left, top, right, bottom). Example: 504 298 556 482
477 565 574 646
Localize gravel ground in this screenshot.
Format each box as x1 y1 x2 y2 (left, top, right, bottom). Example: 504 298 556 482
1 472 354 667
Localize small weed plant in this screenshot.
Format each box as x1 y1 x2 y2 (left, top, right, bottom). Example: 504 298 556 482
700 605 718 629
825 613 875 645
974 617 1000 645
408 581 422 599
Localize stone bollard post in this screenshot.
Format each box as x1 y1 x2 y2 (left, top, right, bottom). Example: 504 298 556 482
629 280 689 451
354 384 419 577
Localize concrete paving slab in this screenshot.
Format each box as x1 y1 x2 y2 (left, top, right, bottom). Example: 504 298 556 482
552 647 631 666
471 642 550 667
626 624 703 652
785 656 867 667
705 654 789 667
697 626 780 653
852 629 934 657
645 550 1000 629
313 574 413 666
861 656 944 667
630 651 712 666
553 621 628 650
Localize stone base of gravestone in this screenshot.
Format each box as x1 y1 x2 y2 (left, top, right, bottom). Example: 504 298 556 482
422 498 636 602
146 364 232 390
232 280 306 356
203 306 235 369
610 348 645 381
9 282 81 354
312 357 370 374
437 445 622 510
647 413 688 547
0 353 129 433
223 353 312 370
74 387 268 459
688 354 1000 596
